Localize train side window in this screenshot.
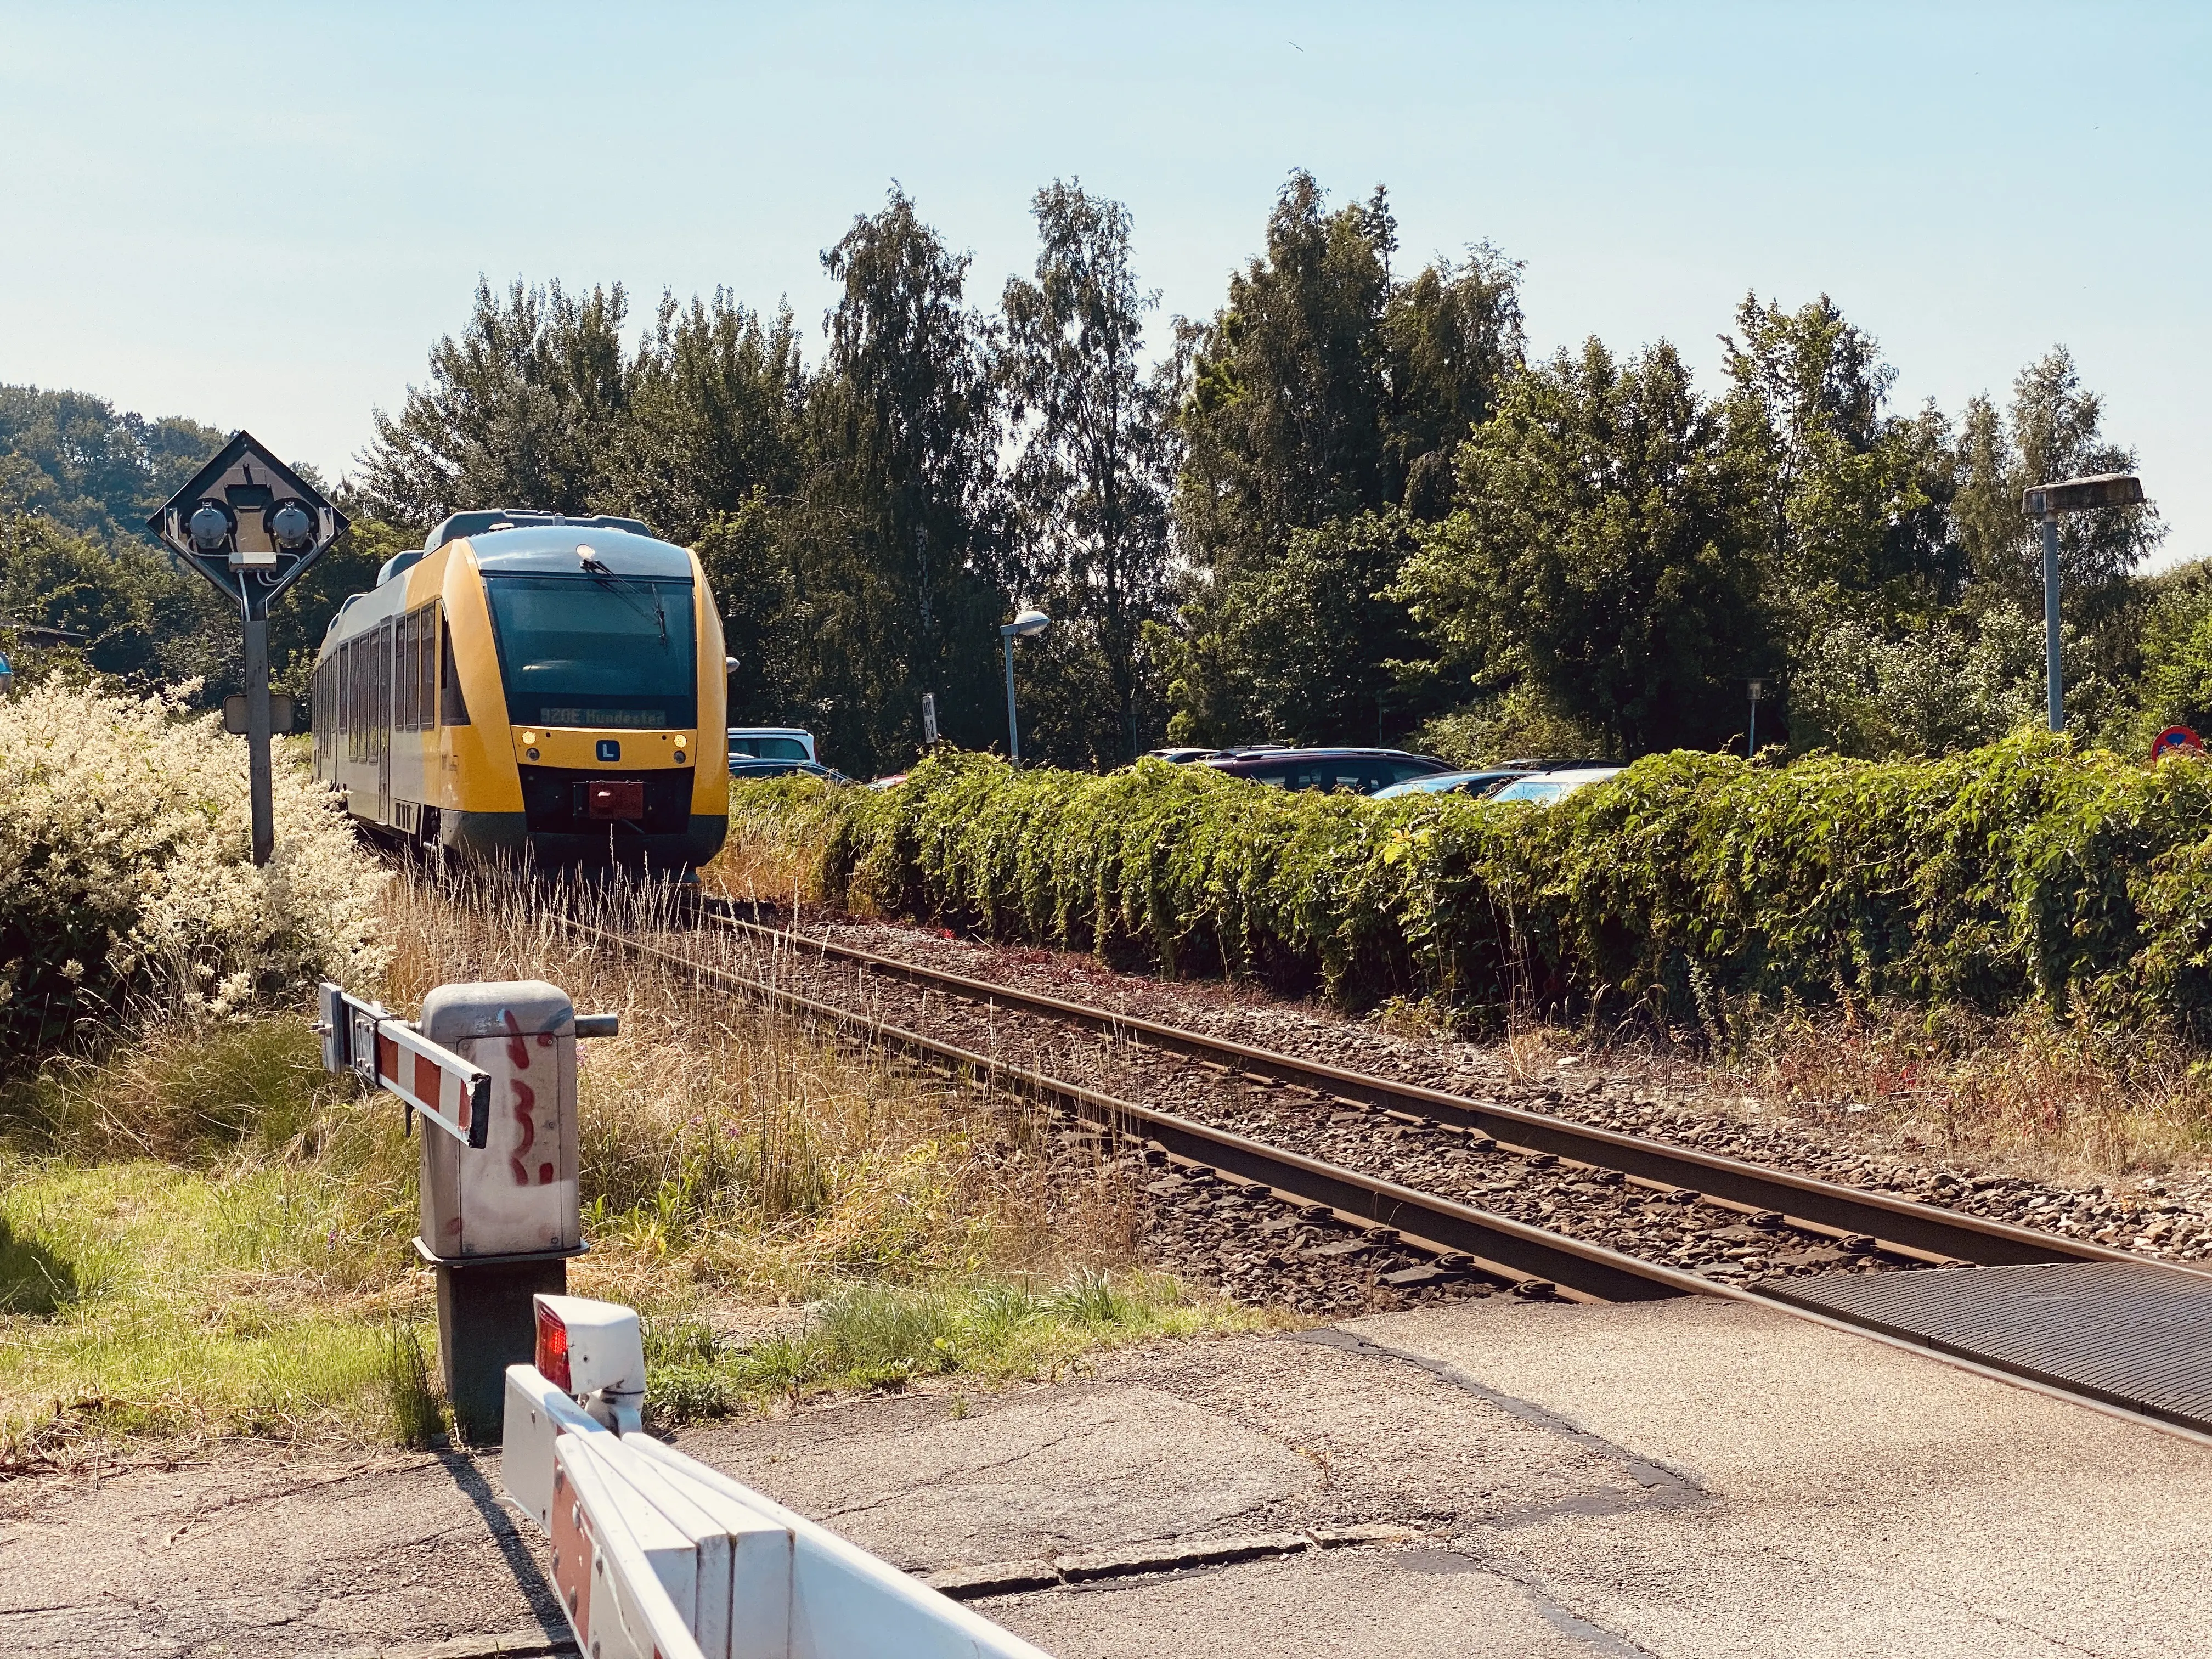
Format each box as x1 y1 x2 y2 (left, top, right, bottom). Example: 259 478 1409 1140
438 605 470 726
418 605 436 728
396 612 413 729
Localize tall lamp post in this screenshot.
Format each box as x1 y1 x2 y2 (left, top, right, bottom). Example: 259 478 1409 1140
1000 608 1049 762
2023 472 2145 733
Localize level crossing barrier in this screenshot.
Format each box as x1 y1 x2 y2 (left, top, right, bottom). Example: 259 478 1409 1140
320 977 617 1438
507 1294 1052 1659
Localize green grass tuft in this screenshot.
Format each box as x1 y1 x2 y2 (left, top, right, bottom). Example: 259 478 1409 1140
643 1272 1260 1426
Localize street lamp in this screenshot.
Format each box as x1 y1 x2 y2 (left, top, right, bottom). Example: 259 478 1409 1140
1000 608 1049 762
2023 472 2146 732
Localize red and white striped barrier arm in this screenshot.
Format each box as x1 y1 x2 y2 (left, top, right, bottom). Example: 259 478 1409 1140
318 981 493 1148
505 1297 1052 1659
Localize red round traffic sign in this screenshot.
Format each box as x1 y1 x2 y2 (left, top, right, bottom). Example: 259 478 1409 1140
2151 725 2203 763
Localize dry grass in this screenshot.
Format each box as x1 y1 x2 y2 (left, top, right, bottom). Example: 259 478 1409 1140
1 860 1240 1466
1701 1000 2212 1178
1483 988 2212 1184
381 864 1153 1304
702 791 821 906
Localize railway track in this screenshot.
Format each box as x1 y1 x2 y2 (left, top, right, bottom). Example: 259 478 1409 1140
697 904 2153 1277
549 900 2212 1442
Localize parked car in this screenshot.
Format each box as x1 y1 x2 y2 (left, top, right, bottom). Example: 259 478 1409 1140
1487 765 1625 805
1370 765 1537 801
728 757 850 784
727 726 817 764
1202 747 1455 795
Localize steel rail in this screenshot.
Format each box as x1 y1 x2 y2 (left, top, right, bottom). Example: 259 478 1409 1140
702 906 2174 1276
560 917 1706 1304
562 908 2212 1444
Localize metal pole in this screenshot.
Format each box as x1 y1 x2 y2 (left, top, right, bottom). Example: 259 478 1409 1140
1747 698 1757 760
2041 514 2063 733
242 597 275 865
1002 631 1021 763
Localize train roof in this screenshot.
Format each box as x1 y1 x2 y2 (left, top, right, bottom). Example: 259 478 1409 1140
468 524 693 579
424 510 653 551
374 517 692 587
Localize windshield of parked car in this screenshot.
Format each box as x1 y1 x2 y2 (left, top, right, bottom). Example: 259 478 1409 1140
484 575 697 727
1489 777 1576 804
731 735 810 760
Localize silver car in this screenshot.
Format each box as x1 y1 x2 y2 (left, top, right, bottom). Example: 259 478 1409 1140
1487 766 1624 804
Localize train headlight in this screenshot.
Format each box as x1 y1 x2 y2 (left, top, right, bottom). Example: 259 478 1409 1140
673 734 687 749
521 730 538 746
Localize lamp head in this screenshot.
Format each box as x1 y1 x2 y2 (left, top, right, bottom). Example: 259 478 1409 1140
188 501 234 552
2023 473 2145 517
267 500 316 551
1002 608 1051 638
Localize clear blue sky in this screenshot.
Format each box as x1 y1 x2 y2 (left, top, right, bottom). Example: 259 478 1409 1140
5 1 2205 563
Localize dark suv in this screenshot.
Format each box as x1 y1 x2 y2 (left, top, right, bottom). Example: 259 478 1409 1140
1203 747 1455 795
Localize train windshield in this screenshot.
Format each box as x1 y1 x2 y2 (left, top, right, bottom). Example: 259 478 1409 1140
483 575 697 729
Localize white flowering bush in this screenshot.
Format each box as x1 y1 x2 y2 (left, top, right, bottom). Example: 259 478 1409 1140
0 678 387 1059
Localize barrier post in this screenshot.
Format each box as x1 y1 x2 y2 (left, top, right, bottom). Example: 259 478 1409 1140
319 978 616 1442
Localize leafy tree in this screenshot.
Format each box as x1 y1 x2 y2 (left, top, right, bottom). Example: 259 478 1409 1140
1720 294 1960 631
357 278 632 528
0 385 227 544
1381 250 1525 518
1946 347 2162 746
603 291 806 546
0 511 230 690
1394 338 1768 755
998 181 1177 761
778 190 1005 774
1952 347 2159 623
693 491 803 729
1165 172 1522 745
1215 507 1425 745
1786 611 2042 758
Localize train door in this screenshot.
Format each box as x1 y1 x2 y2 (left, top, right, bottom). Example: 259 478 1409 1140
375 619 393 825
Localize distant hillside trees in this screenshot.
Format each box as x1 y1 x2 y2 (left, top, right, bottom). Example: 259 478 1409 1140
0 386 226 544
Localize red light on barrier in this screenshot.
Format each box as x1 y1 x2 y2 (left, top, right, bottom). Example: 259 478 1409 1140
537 1300 572 1390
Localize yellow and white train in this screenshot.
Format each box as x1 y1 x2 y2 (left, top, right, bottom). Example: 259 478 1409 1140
312 511 728 870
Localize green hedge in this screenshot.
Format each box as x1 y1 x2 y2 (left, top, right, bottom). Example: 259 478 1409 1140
730 737 2212 1035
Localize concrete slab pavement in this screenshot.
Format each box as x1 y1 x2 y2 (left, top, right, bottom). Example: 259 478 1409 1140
0 1447 565 1657
6 1292 2209 1657
1347 1296 2212 1658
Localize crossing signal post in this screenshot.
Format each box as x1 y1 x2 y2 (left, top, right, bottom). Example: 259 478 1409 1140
149 432 347 865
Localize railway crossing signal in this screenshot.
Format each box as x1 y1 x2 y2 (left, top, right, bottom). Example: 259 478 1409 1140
148 431 348 865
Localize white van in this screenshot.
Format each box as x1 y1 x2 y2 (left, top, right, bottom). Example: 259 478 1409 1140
727 727 817 764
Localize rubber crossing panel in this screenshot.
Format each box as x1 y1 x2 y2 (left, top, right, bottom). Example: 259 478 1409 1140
1770 1260 2212 1433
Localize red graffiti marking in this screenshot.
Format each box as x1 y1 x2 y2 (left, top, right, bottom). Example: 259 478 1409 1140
501 1008 532 1070
509 1075 537 1185
539 1161 555 1184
